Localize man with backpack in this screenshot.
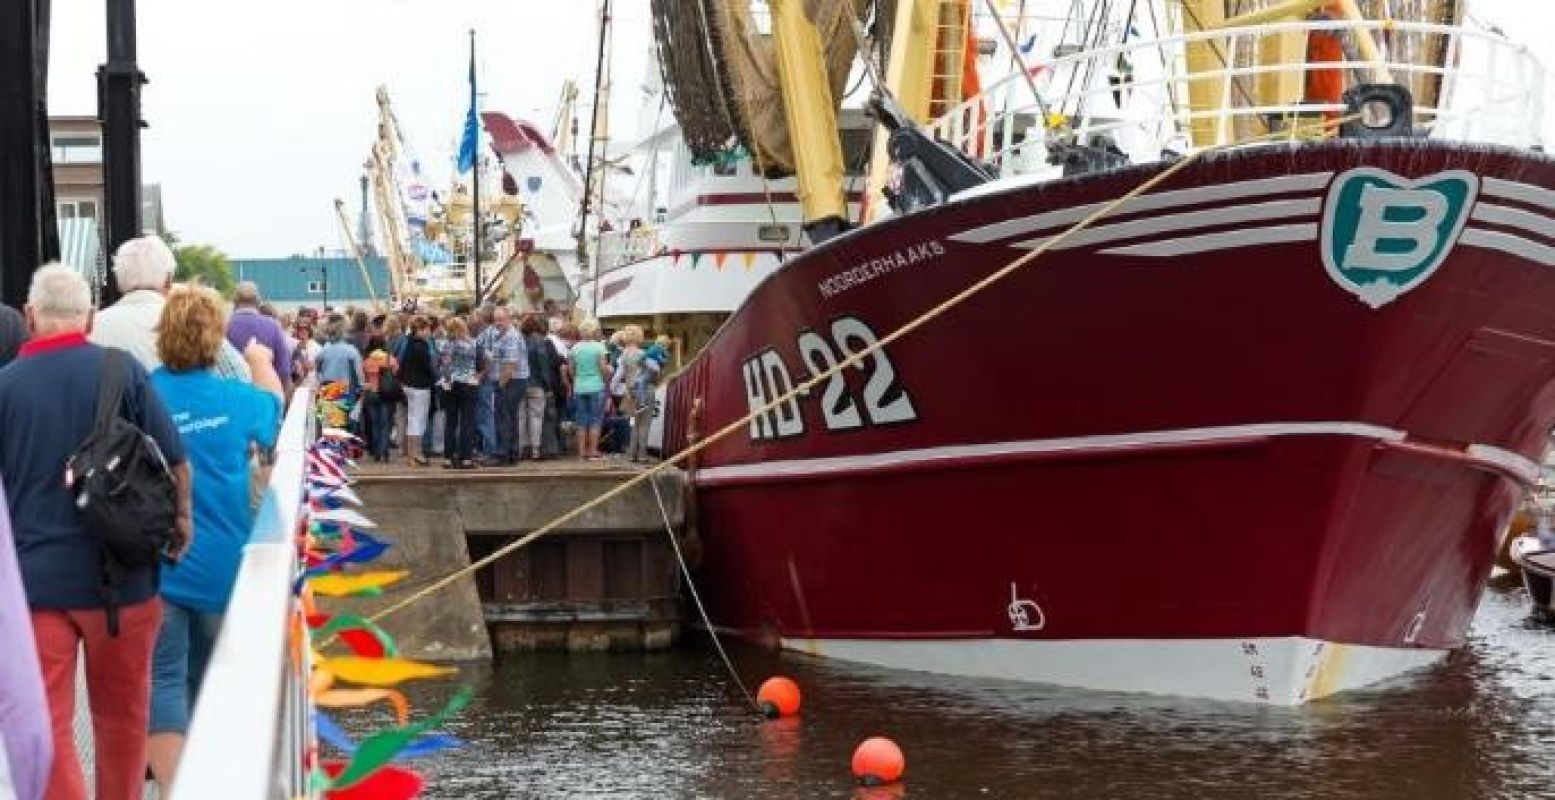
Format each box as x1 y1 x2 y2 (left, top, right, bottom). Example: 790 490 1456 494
0 264 191 800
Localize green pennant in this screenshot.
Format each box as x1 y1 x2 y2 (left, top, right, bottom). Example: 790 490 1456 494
328 685 474 790
689 252 703 270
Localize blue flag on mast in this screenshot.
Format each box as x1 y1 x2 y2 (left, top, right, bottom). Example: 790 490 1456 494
457 42 478 174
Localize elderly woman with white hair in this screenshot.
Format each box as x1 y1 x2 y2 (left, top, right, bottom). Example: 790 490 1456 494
0 263 192 800
90 235 251 381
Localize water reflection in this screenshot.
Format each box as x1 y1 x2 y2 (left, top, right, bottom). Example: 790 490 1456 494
336 581 1555 799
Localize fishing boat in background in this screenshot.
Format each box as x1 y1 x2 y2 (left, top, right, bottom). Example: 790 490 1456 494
657 0 1554 703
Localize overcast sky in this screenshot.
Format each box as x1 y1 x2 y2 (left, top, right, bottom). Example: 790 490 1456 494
46 0 1554 258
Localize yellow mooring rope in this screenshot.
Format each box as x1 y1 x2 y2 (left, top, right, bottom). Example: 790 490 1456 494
368 115 1363 627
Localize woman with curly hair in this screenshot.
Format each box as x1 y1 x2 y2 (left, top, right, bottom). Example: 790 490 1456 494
144 285 284 793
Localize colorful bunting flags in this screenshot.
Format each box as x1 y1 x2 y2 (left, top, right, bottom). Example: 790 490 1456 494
295 432 466 798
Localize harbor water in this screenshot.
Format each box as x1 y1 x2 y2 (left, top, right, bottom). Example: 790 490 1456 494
362 577 1555 799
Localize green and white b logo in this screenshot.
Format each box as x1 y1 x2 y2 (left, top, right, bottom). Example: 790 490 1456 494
1320 168 1479 308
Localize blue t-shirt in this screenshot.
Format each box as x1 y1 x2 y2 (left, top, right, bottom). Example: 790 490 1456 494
0 337 186 609
150 368 281 612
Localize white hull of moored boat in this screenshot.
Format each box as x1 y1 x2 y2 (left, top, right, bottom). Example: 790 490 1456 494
781 636 1448 705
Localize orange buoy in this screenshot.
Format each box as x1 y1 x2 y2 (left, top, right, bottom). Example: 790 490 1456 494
851 736 905 785
756 676 802 719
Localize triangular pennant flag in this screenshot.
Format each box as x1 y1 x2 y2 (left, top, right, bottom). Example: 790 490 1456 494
314 509 378 529
320 656 457 686
309 571 408 597
741 252 756 271
327 686 472 789
314 614 400 657
321 761 424 800
315 713 461 759
713 252 728 271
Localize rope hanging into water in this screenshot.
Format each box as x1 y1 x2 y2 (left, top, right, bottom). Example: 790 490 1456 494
368 113 1366 630
649 472 761 713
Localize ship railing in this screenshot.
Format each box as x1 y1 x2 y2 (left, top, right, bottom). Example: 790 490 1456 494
930 19 1545 178
170 383 317 800
597 226 665 274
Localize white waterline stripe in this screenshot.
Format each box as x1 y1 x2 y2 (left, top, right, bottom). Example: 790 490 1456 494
1098 224 1319 258
697 422 1539 485
1482 177 1555 215
948 173 1335 244
1467 443 1545 484
697 422 1405 483
1461 229 1555 267
1013 198 1321 251
1470 203 1555 241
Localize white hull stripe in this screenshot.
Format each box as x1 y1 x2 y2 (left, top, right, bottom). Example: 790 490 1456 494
1483 177 1555 214
696 422 1539 485
1100 223 1318 258
948 172 1335 245
1471 202 1555 241
1046 222 1555 266
1013 198 1322 251
780 636 1447 705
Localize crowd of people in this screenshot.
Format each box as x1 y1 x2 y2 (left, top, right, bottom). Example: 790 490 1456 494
289 293 670 469
0 234 672 800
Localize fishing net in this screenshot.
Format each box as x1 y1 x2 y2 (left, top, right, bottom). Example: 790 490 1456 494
650 0 878 177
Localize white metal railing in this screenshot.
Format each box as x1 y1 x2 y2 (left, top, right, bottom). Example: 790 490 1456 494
172 385 316 800
931 20 1546 177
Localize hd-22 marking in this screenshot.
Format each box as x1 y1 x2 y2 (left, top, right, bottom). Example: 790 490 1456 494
741 315 918 442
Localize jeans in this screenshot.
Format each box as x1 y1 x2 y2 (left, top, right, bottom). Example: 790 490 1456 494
444 382 479 463
476 379 498 457
542 393 563 456
573 391 605 429
31 599 162 800
367 393 394 458
495 378 527 460
149 601 223 734
428 387 448 455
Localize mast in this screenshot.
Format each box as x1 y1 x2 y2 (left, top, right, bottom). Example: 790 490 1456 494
333 198 381 309
769 0 848 242
579 0 612 313
470 30 483 304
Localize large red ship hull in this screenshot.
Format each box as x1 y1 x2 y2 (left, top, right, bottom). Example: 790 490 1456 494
663 141 1555 703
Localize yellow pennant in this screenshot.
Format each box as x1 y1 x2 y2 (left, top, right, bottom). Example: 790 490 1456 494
320 656 457 686
308 570 409 597
740 252 756 271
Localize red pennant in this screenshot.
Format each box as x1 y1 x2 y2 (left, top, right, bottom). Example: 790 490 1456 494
322 761 424 800
340 628 389 658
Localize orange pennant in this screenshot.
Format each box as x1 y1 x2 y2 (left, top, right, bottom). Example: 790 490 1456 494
315 688 412 726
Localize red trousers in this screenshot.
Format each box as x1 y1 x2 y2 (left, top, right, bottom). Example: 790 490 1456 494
30 599 161 800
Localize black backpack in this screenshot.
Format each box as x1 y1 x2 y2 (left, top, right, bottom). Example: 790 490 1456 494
376 356 403 400
65 350 178 634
